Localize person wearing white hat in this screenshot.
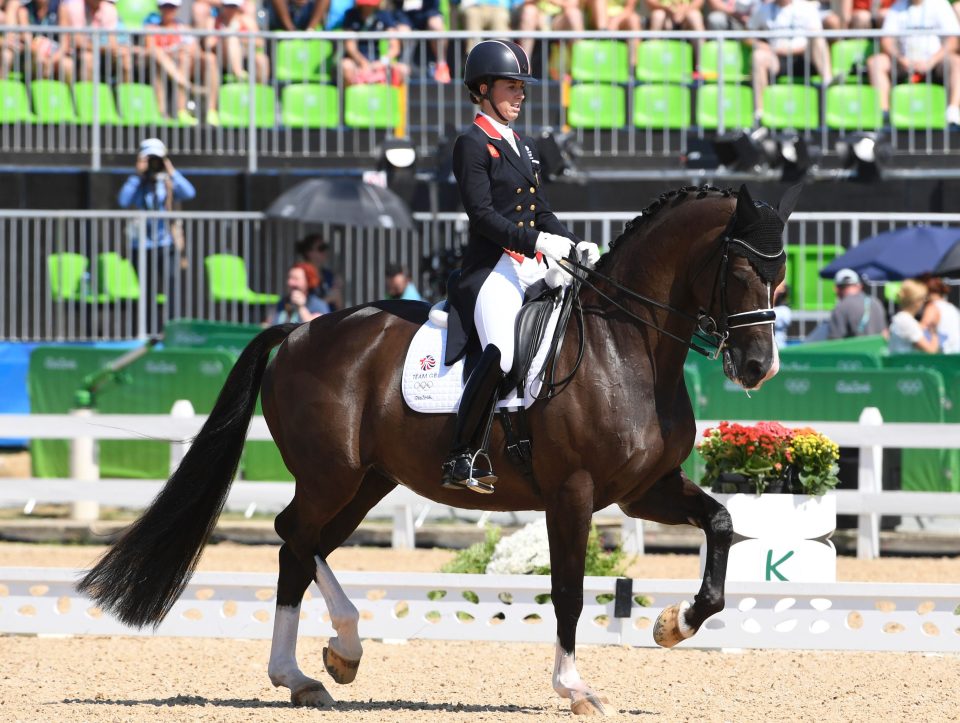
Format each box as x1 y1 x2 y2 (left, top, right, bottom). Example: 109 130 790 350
826 267 888 339
117 138 196 315
203 0 269 86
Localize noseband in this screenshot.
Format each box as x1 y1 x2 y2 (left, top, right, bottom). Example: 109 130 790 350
559 231 781 361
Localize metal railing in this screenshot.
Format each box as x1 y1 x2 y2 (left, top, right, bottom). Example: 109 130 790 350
3 208 960 341
0 26 957 167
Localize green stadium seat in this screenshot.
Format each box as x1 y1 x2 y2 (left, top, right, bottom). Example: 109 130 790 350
636 40 693 84
761 84 819 130
831 38 872 78
891 83 946 129
632 84 690 129
785 244 844 311
344 84 400 128
47 252 89 302
31 80 78 123
566 84 625 129
699 40 749 83
116 83 180 126
825 85 881 130
696 84 754 129
281 84 339 128
204 254 280 305
570 40 630 83
219 83 277 128
74 82 123 125
96 252 141 302
275 39 335 83
116 0 155 28
0 80 37 123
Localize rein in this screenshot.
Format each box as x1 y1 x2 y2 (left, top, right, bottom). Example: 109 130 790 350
558 231 779 361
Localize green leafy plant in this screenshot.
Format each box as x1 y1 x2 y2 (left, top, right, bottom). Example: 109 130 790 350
441 526 501 574
789 428 841 496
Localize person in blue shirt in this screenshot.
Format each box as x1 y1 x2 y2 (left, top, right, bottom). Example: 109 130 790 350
385 262 423 300
340 0 408 86
117 137 196 310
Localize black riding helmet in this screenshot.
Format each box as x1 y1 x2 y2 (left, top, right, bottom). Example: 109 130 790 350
463 40 538 122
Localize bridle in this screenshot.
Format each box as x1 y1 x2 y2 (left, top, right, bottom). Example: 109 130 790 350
557 230 782 361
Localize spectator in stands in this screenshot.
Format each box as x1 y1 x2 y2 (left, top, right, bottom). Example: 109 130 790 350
886 278 939 353
706 0 754 30
204 0 270 85
647 0 705 35
385 262 424 300
340 0 409 87
749 0 833 120
193 0 259 34
772 279 791 348
295 233 344 310
267 262 331 325
841 0 894 28
458 0 513 52
267 0 329 30
920 276 960 352
827 267 887 339
605 0 642 66
516 0 584 64
1 0 23 79
145 0 220 126
866 0 960 128
118 138 196 312
60 0 135 84
390 0 451 83
5 0 76 82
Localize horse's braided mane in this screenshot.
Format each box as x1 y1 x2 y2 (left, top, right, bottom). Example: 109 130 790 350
595 184 735 272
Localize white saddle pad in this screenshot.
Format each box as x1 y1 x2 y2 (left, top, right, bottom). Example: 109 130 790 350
401 302 564 414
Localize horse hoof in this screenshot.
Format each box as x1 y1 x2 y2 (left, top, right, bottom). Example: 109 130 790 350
569 690 610 716
653 601 695 648
323 645 361 684
290 681 335 707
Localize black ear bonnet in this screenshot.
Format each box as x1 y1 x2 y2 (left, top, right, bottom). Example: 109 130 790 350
725 184 801 283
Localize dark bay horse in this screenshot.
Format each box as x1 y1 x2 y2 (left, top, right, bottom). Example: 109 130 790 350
79 184 795 716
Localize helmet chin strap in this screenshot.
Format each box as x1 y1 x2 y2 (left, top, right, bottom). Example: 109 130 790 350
481 81 511 125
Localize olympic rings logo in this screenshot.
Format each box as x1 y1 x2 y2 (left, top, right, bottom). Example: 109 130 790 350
411 381 434 390
896 379 923 396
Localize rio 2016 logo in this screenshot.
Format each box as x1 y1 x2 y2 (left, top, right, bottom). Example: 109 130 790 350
419 355 436 371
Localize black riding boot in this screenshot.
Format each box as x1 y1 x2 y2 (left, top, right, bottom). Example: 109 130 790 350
441 344 506 493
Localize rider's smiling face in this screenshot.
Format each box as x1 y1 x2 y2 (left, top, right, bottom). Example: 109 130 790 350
481 79 525 123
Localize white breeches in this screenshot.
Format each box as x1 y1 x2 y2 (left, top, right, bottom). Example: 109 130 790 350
474 252 546 373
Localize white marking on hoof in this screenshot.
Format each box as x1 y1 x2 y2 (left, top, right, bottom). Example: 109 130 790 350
552 641 611 716
290 681 336 707
653 600 695 648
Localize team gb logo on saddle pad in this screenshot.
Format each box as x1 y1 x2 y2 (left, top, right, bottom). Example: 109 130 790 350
419 355 436 371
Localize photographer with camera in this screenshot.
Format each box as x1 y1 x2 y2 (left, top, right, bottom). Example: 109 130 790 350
118 138 196 320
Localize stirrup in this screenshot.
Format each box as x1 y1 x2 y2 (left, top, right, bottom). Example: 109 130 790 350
441 450 497 494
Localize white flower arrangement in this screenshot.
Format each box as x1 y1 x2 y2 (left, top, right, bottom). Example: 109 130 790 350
485 519 552 575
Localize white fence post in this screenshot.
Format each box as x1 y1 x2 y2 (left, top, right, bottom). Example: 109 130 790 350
169 400 195 473
68 408 100 521
857 407 883 560
620 518 645 555
392 504 415 550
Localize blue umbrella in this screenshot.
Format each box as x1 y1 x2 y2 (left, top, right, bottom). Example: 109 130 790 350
819 225 960 282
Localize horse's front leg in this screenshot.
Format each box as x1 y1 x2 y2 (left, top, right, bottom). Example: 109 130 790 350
544 469 610 716
621 468 732 646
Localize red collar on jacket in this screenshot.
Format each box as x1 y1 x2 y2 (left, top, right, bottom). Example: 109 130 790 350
474 114 520 143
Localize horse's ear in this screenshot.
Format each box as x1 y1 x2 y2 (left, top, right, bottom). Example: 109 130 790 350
734 184 761 225
777 183 803 223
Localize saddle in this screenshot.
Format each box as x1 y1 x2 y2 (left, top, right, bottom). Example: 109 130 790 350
504 280 561 398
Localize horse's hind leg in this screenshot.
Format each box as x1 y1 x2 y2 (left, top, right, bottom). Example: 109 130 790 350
268 469 396 705
621 468 732 647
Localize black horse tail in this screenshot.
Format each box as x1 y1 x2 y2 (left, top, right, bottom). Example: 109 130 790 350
77 323 298 629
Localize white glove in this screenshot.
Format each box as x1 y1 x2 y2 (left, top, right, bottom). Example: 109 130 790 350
576 241 601 269
535 232 575 263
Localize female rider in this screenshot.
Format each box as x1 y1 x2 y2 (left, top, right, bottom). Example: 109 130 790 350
441 39 600 492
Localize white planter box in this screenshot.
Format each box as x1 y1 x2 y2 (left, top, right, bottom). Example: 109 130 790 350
700 492 837 583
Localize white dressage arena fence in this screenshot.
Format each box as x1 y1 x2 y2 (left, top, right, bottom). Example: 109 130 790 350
1 408 960 560
0 567 957 653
